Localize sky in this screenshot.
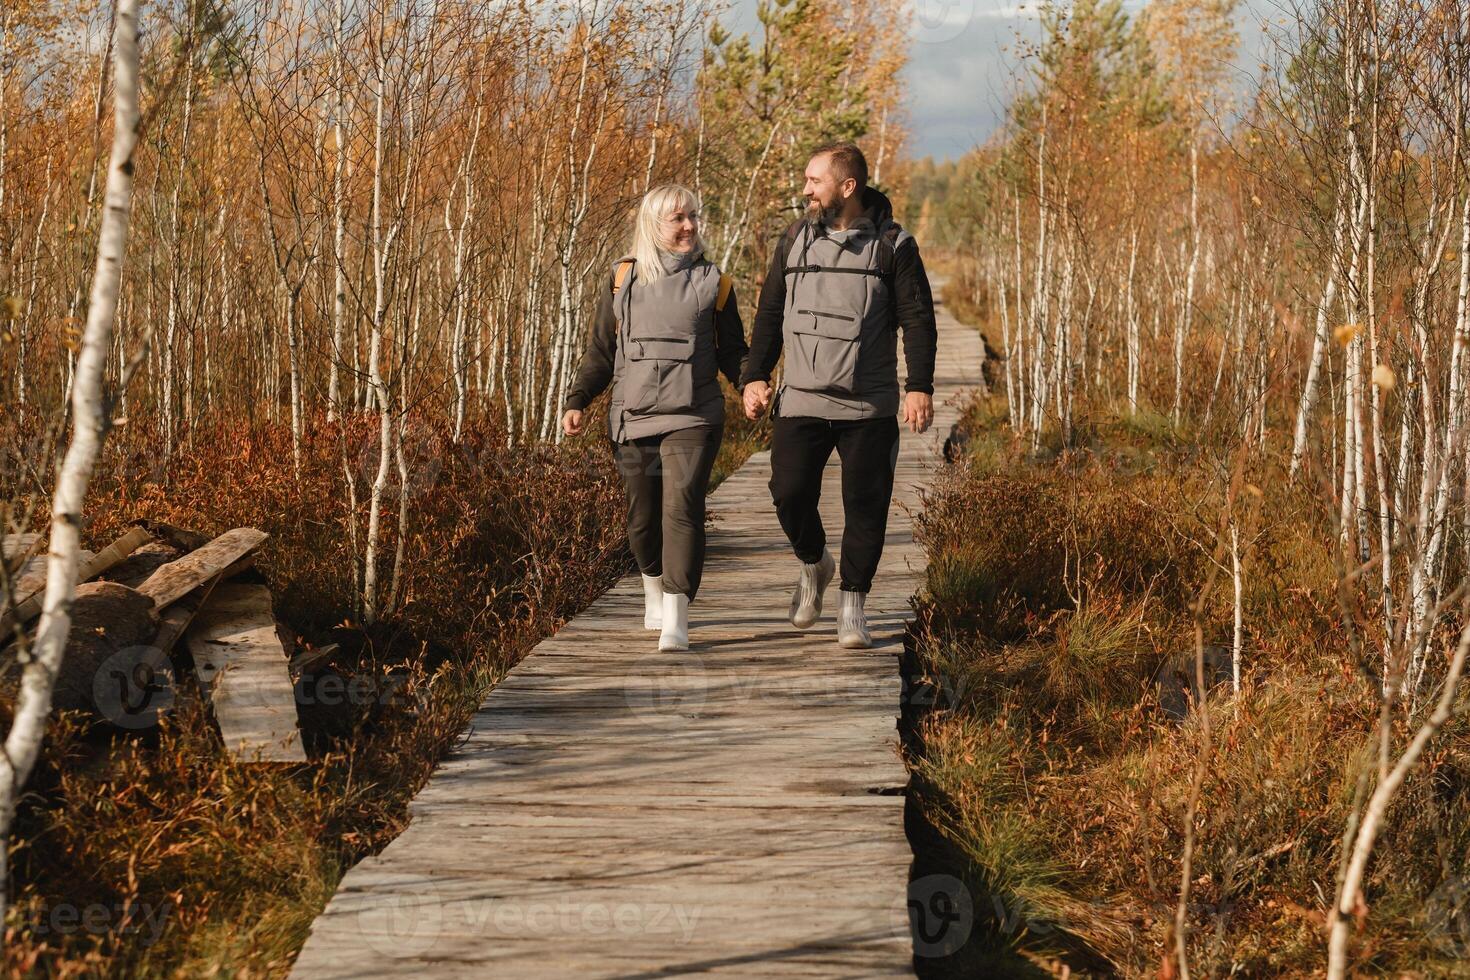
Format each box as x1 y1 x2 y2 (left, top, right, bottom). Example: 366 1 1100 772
721 0 1283 161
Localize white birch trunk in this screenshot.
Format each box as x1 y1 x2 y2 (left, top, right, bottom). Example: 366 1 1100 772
0 0 140 924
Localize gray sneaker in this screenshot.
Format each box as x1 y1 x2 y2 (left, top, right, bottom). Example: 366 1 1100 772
837 589 872 649
789 550 835 629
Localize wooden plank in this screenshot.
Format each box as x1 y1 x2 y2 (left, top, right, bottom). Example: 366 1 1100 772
289 298 984 977
154 605 200 662
151 555 253 658
184 582 305 763
136 527 268 609
2 532 40 572
9 550 94 601
0 524 151 632
89 526 156 580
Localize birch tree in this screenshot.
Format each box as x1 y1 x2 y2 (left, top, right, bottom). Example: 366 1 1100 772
0 0 140 928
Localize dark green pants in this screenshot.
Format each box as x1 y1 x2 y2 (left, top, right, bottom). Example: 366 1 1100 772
614 424 723 599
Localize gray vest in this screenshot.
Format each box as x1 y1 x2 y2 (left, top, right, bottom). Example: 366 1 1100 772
777 220 910 420
610 256 723 441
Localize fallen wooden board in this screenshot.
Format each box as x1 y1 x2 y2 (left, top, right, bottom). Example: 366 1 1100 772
2 532 41 572
9 550 95 600
90 527 155 579
0 525 151 633
137 528 268 609
152 553 256 658
184 582 305 763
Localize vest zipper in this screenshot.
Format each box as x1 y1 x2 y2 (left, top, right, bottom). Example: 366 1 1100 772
797 309 856 321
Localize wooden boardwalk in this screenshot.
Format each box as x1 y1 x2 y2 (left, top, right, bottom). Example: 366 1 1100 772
290 299 982 977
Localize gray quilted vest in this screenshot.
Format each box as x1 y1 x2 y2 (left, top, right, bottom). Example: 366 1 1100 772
777 217 911 420
610 255 723 440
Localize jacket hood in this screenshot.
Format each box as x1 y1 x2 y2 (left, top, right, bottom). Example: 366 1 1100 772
858 186 894 227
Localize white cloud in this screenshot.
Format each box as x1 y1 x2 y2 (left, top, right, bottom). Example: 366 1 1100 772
718 0 1278 159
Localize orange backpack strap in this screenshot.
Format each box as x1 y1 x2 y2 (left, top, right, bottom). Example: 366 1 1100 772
716 273 733 311
612 259 635 294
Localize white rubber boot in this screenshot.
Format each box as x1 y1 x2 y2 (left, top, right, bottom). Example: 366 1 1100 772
789 550 836 629
658 592 690 651
642 574 664 630
837 590 872 649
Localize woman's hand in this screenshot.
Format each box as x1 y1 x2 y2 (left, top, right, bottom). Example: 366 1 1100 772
562 409 585 436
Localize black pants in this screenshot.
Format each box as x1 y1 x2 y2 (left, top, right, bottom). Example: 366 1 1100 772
768 414 900 593
614 425 723 599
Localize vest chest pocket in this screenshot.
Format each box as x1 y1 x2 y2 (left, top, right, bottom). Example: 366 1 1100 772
623 332 696 414
787 308 862 395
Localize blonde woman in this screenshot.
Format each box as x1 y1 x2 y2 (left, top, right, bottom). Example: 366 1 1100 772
562 185 748 651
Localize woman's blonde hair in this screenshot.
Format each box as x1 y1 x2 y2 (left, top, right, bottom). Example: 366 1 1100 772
631 183 705 282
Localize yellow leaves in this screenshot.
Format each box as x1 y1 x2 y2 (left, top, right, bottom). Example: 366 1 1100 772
0 297 22 343
1245 483 1263 499
1372 363 1396 390
1334 322 1363 346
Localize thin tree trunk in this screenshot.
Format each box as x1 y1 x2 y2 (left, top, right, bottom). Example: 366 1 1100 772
0 0 140 924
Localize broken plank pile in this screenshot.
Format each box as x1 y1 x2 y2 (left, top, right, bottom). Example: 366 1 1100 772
1 523 305 763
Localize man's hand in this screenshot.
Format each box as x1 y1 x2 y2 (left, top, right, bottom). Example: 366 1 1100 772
902 391 934 434
743 380 772 420
562 409 585 437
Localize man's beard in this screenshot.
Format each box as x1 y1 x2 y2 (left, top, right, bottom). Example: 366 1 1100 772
806 197 842 227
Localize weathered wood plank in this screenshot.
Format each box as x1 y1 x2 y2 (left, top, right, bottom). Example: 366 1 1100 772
184 582 305 763
136 527 268 609
2 532 41 572
0 524 151 632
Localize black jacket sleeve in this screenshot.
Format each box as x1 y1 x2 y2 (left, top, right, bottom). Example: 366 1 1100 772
894 239 938 394
715 285 749 389
563 275 617 411
740 243 788 386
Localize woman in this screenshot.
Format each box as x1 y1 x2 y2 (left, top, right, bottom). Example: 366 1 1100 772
562 184 748 651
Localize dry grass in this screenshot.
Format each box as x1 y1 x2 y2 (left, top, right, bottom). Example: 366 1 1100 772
910 398 1470 977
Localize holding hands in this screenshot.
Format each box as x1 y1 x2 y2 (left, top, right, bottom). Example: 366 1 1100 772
742 380 772 420
743 382 931 432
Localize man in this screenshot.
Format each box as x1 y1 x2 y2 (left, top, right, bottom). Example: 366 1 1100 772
741 141 937 649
